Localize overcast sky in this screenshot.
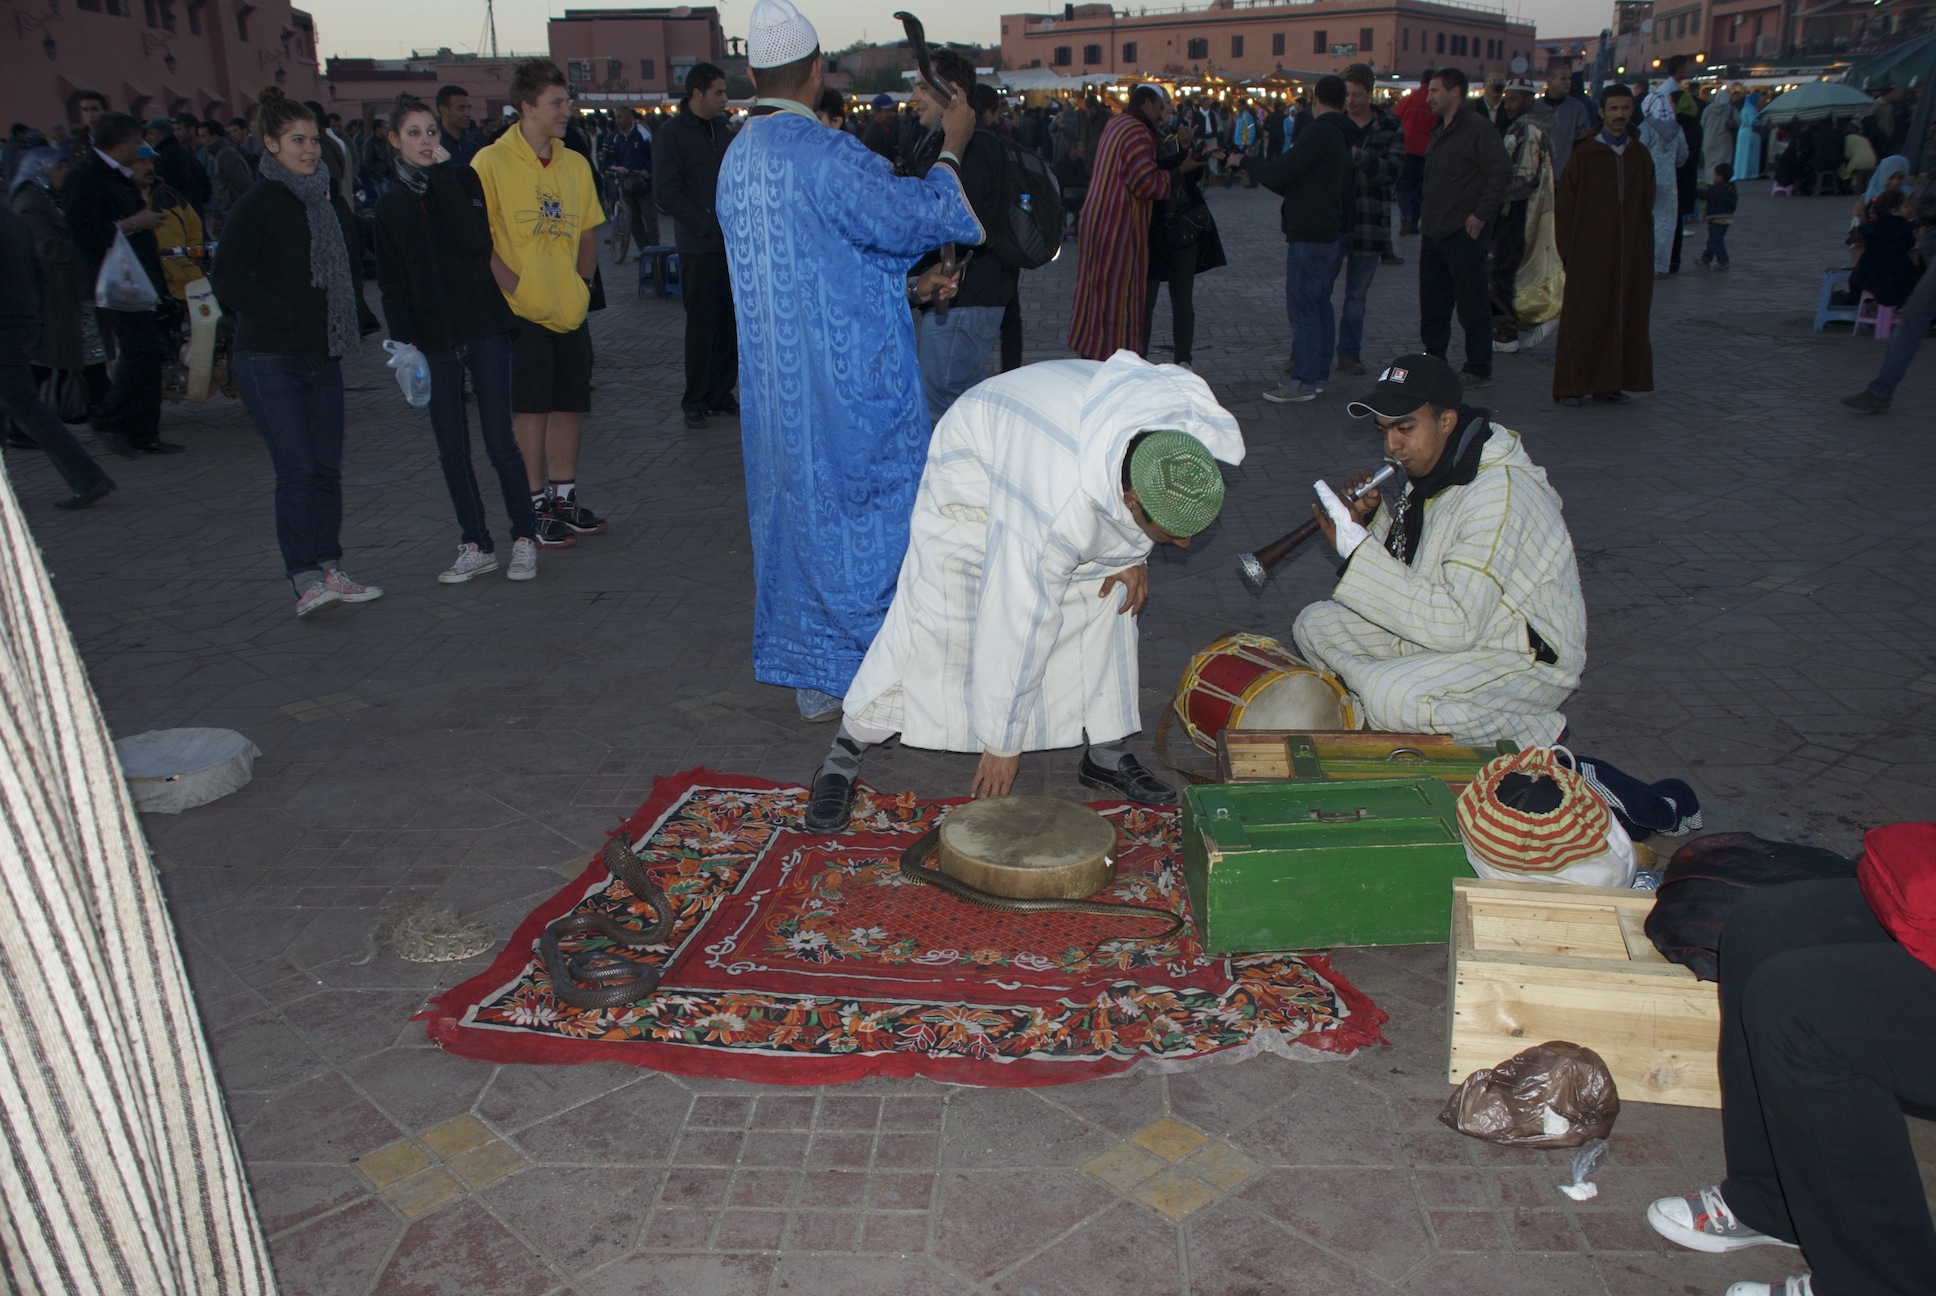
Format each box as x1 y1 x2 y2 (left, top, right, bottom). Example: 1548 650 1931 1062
316 0 1612 63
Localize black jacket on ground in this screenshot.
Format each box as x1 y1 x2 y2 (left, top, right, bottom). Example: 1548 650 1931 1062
373 163 518 353
63 152 164 293
208 176 359 362
906 127 1016 311
652 106 732 254
1242 110 1360 245
154 134 212 211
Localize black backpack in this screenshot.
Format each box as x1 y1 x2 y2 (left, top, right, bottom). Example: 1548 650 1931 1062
977 128 1064 272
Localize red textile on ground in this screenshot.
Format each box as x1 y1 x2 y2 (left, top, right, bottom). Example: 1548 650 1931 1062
423 769 1386 1085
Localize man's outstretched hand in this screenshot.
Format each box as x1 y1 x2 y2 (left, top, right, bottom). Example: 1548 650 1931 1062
971 752 1020 799
1099 563 1150 615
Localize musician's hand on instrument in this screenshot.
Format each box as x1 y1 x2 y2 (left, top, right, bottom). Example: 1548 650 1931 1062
1339 469 1382 524
1311 502 1337 552
941 84 976 157
1100 564 1149 616
1313 481 1371 558
971 752 1021 799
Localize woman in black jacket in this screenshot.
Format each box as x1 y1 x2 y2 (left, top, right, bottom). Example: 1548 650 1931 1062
210 89 382 617
374 94 544 582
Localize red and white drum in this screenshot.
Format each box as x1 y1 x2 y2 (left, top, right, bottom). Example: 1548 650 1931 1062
1172 633 1360 753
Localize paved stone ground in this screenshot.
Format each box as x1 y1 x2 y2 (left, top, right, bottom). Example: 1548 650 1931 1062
6 182 1933 1295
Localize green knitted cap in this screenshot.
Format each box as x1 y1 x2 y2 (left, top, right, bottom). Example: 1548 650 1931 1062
1128 430 1224 537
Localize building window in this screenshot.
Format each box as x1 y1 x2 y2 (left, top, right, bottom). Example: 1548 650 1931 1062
605 57 621 83
1002 23 1009 34
235 6 251 40
187 0 201 33
1030 58 1041 67
159 0 176 30
143 0 157 25
1313 29 1326 54
1053 45 1072 66
1082 42 1101 63
1360 27 1373 52
78 0 102 9
568 58 592 83
1436 31 1444 54
640 58 656 79
1402 27 1409 51
1272 32 1284 55
1122 41 1136 63
1231 34 1243 57
1186 36 1207 59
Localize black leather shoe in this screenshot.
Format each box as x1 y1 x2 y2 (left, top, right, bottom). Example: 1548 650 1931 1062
137 440 187 454
803 768 858 832
54 477 116 510
5 433 38 450
1077 752 1177 807
1380 252 1405 266
706 395 740 416
683 408 708 430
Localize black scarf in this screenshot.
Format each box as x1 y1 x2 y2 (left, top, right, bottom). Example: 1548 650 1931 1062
1385 408 1492 565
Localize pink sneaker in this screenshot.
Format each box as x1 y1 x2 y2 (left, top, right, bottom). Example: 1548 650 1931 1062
323 566 384 603
294 581 342 618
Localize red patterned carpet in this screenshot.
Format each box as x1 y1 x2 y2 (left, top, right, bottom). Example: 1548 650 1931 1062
425 770 1387 1085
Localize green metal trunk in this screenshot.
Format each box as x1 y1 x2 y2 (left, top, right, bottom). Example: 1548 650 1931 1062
1180 778 1472 953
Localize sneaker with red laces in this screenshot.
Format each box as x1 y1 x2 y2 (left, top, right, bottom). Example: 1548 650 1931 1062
550 493 607 535
294 580 342 618
1646 1187 1799 1255
323 566 384 603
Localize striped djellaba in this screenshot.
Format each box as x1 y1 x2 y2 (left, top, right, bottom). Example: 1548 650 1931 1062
0 469 276 1294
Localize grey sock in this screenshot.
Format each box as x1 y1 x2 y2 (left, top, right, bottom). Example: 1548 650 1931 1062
822 729 867 782
1087 741 1130 771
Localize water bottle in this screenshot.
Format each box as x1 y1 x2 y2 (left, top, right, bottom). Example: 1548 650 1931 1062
382 340 433 408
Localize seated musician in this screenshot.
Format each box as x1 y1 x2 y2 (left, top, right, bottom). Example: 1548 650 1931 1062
804 352 1246 831
1293 353 1585 748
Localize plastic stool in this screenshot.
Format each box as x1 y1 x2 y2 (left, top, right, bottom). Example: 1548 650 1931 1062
1770 181 1794 196
1814 267 1858 331
1852 291 1899 340
635 244 676 295
661 251 682 298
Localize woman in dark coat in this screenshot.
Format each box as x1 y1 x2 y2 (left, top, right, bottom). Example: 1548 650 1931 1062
1143 118 1225 371
9 149 88 388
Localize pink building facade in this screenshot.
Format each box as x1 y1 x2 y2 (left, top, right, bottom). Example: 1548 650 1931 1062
546 6 729 99
2 0 321 134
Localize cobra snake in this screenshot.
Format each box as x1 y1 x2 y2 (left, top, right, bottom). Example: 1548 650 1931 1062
538 836 677 1010
897 826 1184 943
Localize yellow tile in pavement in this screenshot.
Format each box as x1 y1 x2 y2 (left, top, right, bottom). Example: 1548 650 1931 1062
447 1140 530 1189
354 1139 431 1190
383 1167 465 1219
1187 1141 1261 1192
1082 1141 1165 1191
419 1114 496 1159
1134 1169 1219 1221
1130 1117 1208 1163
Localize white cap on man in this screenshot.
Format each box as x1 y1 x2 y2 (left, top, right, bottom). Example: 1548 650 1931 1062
747 0 819 68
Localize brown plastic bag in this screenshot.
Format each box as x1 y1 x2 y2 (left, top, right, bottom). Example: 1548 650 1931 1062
1438 1040 1620 1148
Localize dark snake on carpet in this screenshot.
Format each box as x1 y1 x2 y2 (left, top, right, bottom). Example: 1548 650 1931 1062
539 837 677 1009
897 827 1185 943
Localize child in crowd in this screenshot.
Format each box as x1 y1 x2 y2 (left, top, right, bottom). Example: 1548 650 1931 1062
1847 189 1922 309
1699 162 1737 270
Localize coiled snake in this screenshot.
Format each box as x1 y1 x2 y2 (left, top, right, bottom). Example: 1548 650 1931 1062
898 826 1184 942
539 837 677 1010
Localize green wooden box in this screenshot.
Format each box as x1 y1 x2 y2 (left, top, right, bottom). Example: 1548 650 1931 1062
1179 778 1473 953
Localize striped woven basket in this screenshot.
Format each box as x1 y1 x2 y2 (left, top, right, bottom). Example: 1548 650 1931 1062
1455 745 1612 875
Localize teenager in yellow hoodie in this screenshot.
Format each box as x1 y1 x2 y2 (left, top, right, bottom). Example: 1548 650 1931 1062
472 58 607 543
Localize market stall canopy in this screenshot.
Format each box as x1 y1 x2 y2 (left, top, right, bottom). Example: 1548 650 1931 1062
995 67 1124 92
1760 80 1880 122
1841 30 1936 92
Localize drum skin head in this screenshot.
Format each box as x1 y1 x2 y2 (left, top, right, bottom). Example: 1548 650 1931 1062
1241 673 1348 730
936 797 1119 900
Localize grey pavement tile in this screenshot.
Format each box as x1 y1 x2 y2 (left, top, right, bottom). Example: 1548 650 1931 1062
931 1168 1117 1280
266 1196 402 1296
575 1251 776 1296
1183 1197 1391 1295
368 1198 559 1296
992 1201 1184 1294
1240 1166 1434 1280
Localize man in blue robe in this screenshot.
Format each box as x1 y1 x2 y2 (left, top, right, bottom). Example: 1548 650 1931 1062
718 0 983 720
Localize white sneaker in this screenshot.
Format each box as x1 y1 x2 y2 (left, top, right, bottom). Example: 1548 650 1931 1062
1647 1187 1800 1254
293 580 342 618
507 537 537 581
323 566 384 603
1520 320 1556 350
1494 334 1521 354
438 543 499 584
1726 1278 1813 1296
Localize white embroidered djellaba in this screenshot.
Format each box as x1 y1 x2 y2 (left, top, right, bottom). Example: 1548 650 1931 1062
1293 423 1587 748
845 351 1246 757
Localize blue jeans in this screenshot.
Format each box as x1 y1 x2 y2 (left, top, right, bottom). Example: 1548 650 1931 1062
1396 154 1425 229
1701 223 1731 266
919 305 1006 423
1335 245 1381 361
1868 261 1936 404
426 331 536 550
0 354 110 497
235 351 344 591
1286 241 1344 386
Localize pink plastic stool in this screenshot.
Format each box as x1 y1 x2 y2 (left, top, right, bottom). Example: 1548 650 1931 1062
1853 292 1898 340
1771 181 1795 196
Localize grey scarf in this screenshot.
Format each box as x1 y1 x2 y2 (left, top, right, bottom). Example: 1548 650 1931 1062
259 152 360 358
393 156 429 196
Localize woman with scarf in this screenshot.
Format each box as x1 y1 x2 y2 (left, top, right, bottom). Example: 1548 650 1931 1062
373 94 541 584
9 149 91 421
1640 109 1688 276
210 88 382 617
1733 89 1764 181
1853 154 1912 226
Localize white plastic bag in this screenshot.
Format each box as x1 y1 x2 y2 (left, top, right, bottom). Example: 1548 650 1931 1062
383 339 432 407
1466 818 1638 889
95 230 159 312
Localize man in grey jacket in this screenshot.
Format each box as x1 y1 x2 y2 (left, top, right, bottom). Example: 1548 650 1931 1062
654 62 738 430
1535 68 1594 179
1418 67 1511 388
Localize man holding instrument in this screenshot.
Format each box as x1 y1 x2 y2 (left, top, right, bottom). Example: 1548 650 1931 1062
806 354 1244 831
1292 354 1585 748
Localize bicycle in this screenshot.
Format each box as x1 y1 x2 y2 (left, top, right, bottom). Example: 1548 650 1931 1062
605 167 636 265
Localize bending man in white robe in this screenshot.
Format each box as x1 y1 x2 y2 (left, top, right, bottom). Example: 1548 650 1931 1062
805 351 1246 830
1294 353 1586 748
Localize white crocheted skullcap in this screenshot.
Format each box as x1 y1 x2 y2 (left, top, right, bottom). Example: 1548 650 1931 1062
748 0 820 68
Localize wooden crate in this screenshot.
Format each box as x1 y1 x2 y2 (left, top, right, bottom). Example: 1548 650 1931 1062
1215 730 1517 790
1448 877 1720 1109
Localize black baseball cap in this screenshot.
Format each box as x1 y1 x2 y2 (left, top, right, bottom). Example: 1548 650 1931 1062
1346 353 1463 419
